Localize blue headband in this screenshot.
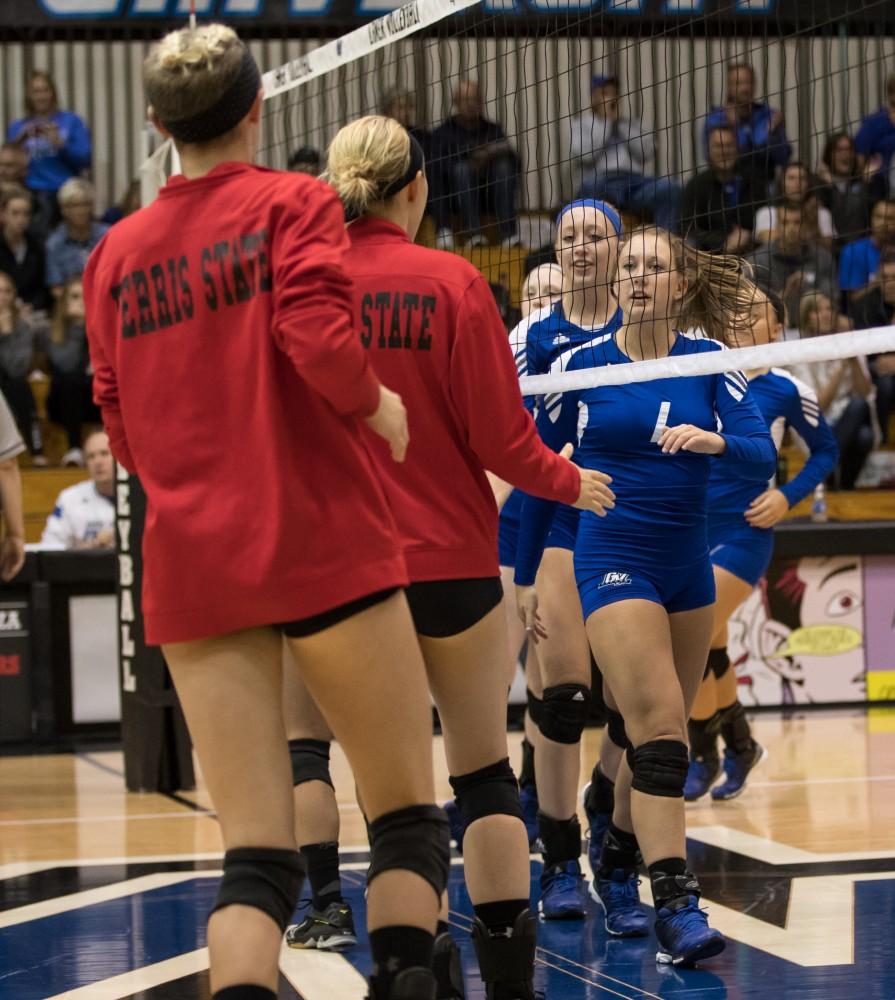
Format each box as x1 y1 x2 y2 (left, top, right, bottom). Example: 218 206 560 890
555 199 623 237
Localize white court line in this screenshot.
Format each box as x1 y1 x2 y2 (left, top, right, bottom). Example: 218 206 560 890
0 853 226 882
0 871 221 929
687 825 895 864
0 810 215 827
45 947 209 1000
280 940 367 1000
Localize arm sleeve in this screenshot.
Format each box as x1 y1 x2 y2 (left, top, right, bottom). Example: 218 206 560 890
714 371 777 478
83 244 136 474
40 497 76 549
838 245 863 291
512 390 583 586
448 276 580 505
778 380 839 508
854 117 874 157
45 239 63 289
270 183 380 418
59 113 92 172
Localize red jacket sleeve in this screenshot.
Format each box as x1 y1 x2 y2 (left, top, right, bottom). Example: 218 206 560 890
270 181 380 418
84 243 137 474
448 275 580 505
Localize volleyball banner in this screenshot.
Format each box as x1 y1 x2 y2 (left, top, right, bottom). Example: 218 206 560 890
4 0 881 32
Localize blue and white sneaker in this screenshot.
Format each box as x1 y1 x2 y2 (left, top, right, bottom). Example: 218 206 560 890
655 896 725 966
444 798 465 854
538 860 586 921
590 869 650 937
519 783 541 850
683 757 720 802
580 782 611 875
711 743 767 801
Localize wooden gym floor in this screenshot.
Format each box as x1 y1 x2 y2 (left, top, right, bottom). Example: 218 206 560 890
1 708 894 998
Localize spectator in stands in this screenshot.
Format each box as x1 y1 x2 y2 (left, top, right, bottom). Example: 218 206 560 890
0 272 44 463
0 143 55 242
849 251 895 441
0 144 28 187
520 262 563 320
816 132 886 248
704 61 790 201
753 161 835 247
567 74 681 232
0 393 26 581
681 124 756 252
430 79 520 249
382 87 441 230
855 71 895 183
839 198 895 307
748 202 838 326
45 179 107 297
40 429 115 549
5 71 92 228
0 187 49 312
102 180 141 225
287 146 321 175
790 292 876 490
38 275 99 467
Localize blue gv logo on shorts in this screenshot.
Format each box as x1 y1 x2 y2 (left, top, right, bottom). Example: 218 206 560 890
599 571 632 588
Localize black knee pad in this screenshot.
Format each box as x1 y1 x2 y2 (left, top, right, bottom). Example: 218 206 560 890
368 804 451 899
526 688 544 728
629 740 689 799
288 738 334 788
212 847 304 932
449 757 522 828
606 709 629 751
539 684 591 745
707 648 729 680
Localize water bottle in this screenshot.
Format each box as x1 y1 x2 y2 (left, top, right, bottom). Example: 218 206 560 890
810 484 828 523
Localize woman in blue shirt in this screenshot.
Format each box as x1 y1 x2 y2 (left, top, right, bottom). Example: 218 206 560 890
6 71 92 200
517 225 776 965
509 200 624 922
685 289 838 802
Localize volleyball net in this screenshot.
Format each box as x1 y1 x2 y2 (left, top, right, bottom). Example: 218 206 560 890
142 0 895 434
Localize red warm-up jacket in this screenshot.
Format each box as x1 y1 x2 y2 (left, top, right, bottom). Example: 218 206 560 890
84 163 407 644
345 216 581 581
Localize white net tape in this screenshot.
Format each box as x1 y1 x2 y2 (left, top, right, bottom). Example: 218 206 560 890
518 326 895 396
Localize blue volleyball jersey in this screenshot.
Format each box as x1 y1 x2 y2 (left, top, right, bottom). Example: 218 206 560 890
514 331 776 585
707 367 838 515
506 300 624 575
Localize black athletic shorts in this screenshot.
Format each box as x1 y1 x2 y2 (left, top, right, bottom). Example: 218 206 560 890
280 587 399 638
406 576 503 638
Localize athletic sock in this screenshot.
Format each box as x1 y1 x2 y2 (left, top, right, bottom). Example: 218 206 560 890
369 926 435 995
300 841 343 910
537 812 581 869
599 822 639 875
648 857 696 911
719 700 753 755
213 987 276 1000
585 762 615 815
519 737 536 789
688 713 721 761
473 898 530 935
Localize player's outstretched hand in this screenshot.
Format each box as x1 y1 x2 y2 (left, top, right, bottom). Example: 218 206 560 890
561 443 615 515
745 487 789 528
364 383 409 462
658 424 725 456
515 585 548 643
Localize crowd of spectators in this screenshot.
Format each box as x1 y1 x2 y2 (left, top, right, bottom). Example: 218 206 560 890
3 55 895 492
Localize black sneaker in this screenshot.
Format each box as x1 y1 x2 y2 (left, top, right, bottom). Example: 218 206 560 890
285 900 357 950
433 929 465 998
